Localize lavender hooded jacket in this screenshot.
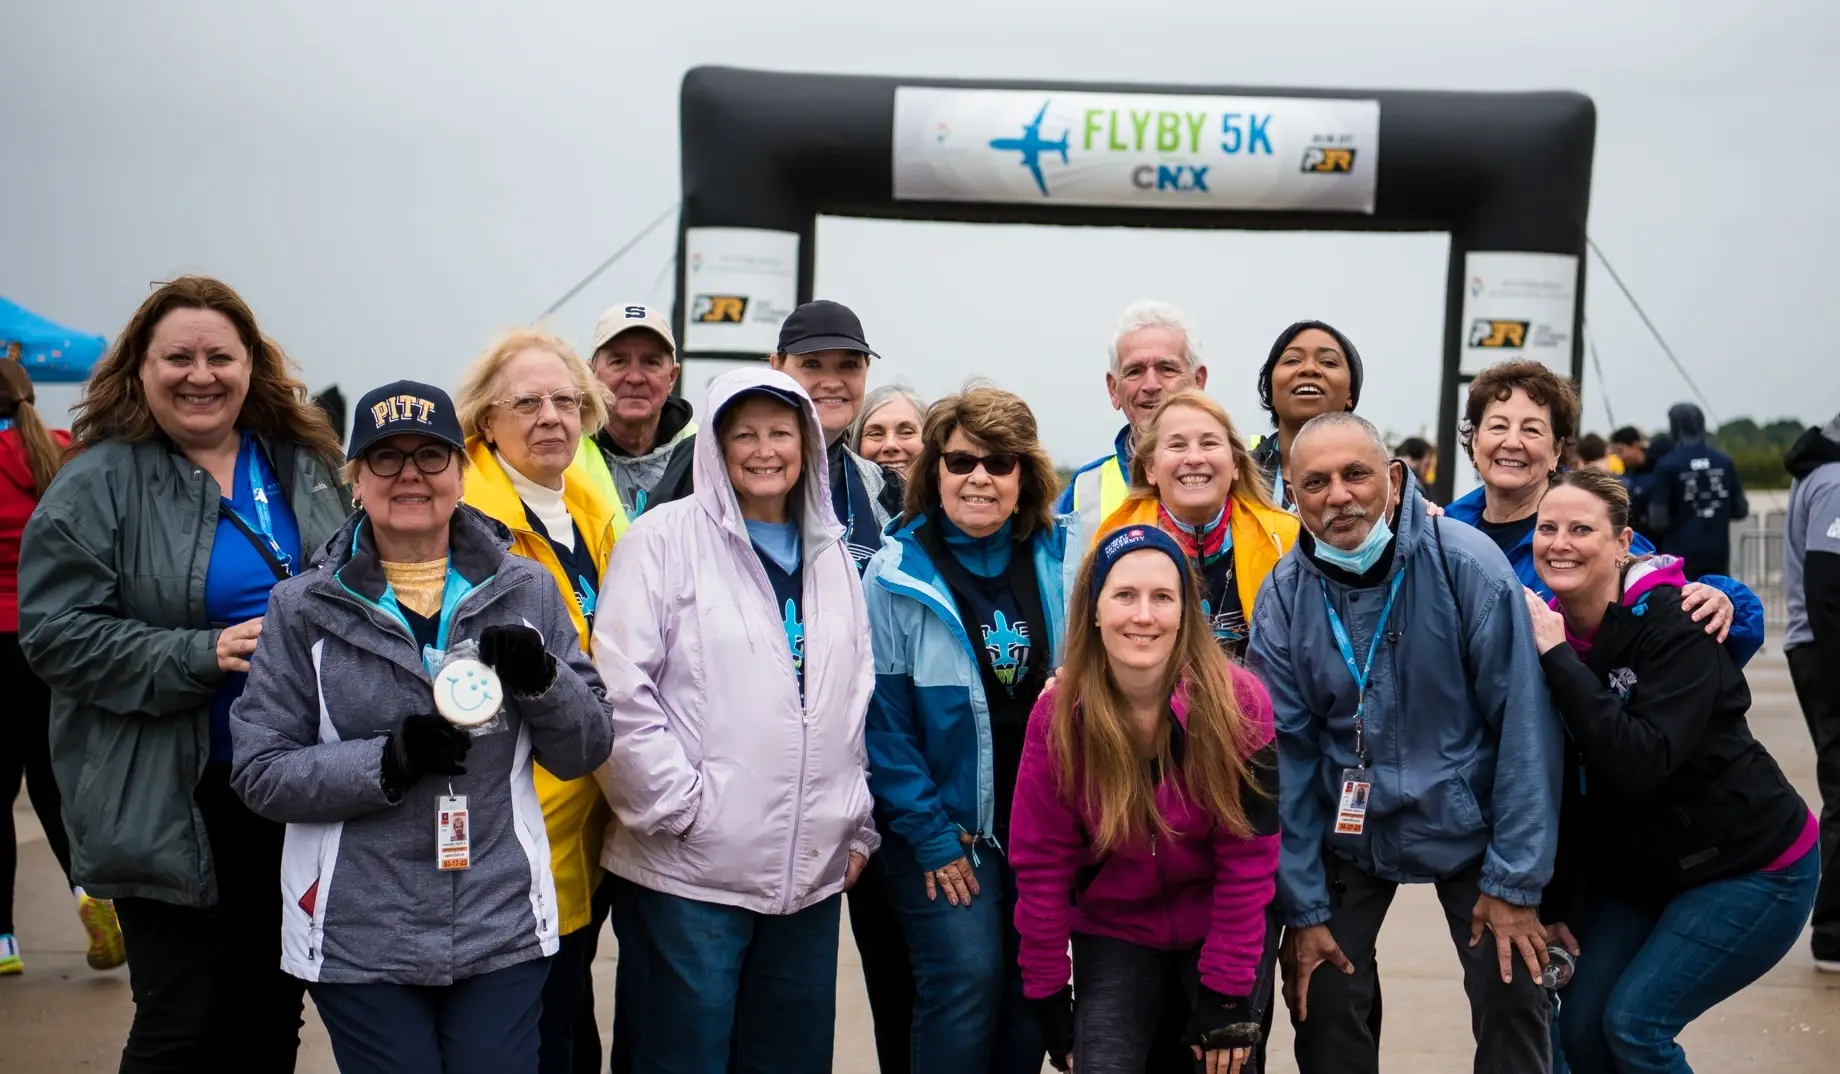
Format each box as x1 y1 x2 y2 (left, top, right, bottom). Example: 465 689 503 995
591 368 878 915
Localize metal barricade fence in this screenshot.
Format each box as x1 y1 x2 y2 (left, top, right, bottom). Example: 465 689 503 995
1731 510 1788 632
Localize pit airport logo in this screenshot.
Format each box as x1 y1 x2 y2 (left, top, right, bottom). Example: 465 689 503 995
691 295 748 324
1468 319 1529 349
1302 146 1356 173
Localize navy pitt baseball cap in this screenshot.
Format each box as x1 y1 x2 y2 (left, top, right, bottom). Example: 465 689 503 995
346 380 465 460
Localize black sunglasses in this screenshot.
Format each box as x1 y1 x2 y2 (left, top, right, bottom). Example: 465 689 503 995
364 445 455 478
941 450 1020 477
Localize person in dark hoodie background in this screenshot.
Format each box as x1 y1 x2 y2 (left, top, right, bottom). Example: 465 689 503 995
1248 321 1363 511
1526 469 1815 1070
1647 403 1747 579
1783 412 1840 972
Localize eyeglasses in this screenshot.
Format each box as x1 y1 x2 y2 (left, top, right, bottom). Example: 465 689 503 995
942 450 1020 477
364 445 455 478
493 390 585 417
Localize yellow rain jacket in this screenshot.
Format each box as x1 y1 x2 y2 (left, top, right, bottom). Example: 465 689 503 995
463 439 617 935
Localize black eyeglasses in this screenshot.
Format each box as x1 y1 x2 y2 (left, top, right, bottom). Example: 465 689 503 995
942 451 1020 477
364 445 455 478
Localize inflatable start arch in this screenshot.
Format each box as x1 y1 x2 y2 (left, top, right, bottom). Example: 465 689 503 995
672 66 1594 503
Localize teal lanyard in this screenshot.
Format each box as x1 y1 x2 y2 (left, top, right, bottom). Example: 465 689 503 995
220 439 294 577
1319 567 1406 767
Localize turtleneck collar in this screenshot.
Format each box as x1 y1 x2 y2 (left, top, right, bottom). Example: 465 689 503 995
939 514 1014 578
497 449 573 551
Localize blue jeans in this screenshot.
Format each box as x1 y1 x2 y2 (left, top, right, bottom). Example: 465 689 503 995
610 875 842 1074
881 836 1044 1074
1558 847 1819 1073
309 956 549 1074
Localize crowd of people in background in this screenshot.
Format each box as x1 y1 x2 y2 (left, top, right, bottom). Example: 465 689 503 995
0 276 1829 1074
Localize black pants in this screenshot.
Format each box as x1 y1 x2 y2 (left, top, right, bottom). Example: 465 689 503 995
1 632 71 935
847 849 915 1074
1070 919 1281 1074
114 764 305 1074
1788 643 1840 958
311 955 549 1074
538 872 621 1074
1290 852 1548 1074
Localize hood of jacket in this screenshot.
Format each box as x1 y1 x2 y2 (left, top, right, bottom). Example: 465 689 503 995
1258 320 1365 422
692 368 843 557
1667 403 1708 446
1786 416 1840 479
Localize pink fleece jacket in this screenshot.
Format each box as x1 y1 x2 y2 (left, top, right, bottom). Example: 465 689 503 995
1009 665 1279 999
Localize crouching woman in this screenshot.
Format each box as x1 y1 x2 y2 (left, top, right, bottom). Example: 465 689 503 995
1010 525 1281 1074
230 381 613 1074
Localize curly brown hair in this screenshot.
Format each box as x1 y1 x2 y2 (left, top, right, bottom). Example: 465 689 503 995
903 383 1059 540
1460 359 1580 463
69 276 342 469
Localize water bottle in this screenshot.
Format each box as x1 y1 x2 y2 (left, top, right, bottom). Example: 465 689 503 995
1541 944 1575 990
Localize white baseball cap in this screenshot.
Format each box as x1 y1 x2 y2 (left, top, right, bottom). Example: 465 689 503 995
591 303 676 356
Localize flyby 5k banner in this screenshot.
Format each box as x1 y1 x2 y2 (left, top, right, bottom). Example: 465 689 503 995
892 87 1380 213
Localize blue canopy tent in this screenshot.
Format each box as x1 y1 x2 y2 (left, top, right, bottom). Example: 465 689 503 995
1 296 107 383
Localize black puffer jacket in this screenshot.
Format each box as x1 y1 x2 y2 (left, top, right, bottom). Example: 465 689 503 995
1539 575 1808 916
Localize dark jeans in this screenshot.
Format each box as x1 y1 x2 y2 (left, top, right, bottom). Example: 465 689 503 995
539 872 619 1074
1 631 71 934
611 875 842 1074
310 955 550 1074
1289 852 1549 1074
114 764 305 1074
1788 643 1840 958
881 836 1044 1074
847 852 915 1074
1558 848 1818 1073
1071 927 1279 1074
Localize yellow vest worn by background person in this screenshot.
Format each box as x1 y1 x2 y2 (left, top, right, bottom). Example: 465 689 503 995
572 438 632 540
464 438 617 936
1092 493 1299 619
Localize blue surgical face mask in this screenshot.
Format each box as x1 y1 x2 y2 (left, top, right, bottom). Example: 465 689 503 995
1311 469 1396 574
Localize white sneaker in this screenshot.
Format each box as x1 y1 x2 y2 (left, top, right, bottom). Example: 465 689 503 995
1815 958 1840 975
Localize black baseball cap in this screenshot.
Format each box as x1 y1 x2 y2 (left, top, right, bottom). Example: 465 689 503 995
776 300 878 358
347 380 466 461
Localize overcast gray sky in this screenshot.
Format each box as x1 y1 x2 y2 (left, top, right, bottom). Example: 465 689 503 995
5 0 1835 466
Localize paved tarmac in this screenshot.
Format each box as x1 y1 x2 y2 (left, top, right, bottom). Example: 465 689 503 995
3 648 1834 1072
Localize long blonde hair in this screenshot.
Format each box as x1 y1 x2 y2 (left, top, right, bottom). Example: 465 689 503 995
1053 540 1265 852
1126 389 1275 514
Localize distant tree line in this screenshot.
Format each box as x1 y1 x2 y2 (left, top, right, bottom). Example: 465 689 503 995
1701 418 1808 491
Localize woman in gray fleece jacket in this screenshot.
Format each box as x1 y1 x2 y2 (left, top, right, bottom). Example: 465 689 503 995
229 380 612 1074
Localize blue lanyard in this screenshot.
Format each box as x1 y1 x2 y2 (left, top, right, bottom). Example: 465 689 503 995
1319 566 1406 766
223 442 294 577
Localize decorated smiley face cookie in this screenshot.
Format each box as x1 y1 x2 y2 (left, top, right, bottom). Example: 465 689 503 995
433 658 504 727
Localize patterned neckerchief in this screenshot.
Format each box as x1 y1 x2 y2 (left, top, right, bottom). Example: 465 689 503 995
1157 501 1230 566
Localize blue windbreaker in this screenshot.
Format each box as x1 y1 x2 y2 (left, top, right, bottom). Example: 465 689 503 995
1445 485 1765 667
862 512 1069 872
1249 480 1563 925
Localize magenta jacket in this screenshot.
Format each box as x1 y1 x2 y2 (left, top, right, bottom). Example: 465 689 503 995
1010 665 1280 999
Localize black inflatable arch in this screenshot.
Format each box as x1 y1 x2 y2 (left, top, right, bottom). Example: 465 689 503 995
674 66 1594 503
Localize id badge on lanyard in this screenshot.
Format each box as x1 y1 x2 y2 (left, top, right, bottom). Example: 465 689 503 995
437 794 471 871
1321 568 1406 836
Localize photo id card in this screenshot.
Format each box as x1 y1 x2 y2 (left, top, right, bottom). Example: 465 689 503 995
1334 769 1371 835
437 795 471 871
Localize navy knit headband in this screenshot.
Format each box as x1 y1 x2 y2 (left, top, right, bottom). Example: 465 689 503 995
1088 525 1192 603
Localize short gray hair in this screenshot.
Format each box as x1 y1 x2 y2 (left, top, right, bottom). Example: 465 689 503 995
1293 412 1390 467
1108 300 1200 373
849 383 928 452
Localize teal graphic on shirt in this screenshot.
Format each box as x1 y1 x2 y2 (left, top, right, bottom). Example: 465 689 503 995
982 610 1031 687
782 597 805 672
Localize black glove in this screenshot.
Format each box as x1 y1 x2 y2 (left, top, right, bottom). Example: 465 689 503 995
1031 985 1075 1071
381 713 472 795
479 624 555 696
1184 986 1262 1054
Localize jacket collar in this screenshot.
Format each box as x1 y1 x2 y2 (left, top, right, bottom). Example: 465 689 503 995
462 436 617 546
595 395 696 460
309 501 511 604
